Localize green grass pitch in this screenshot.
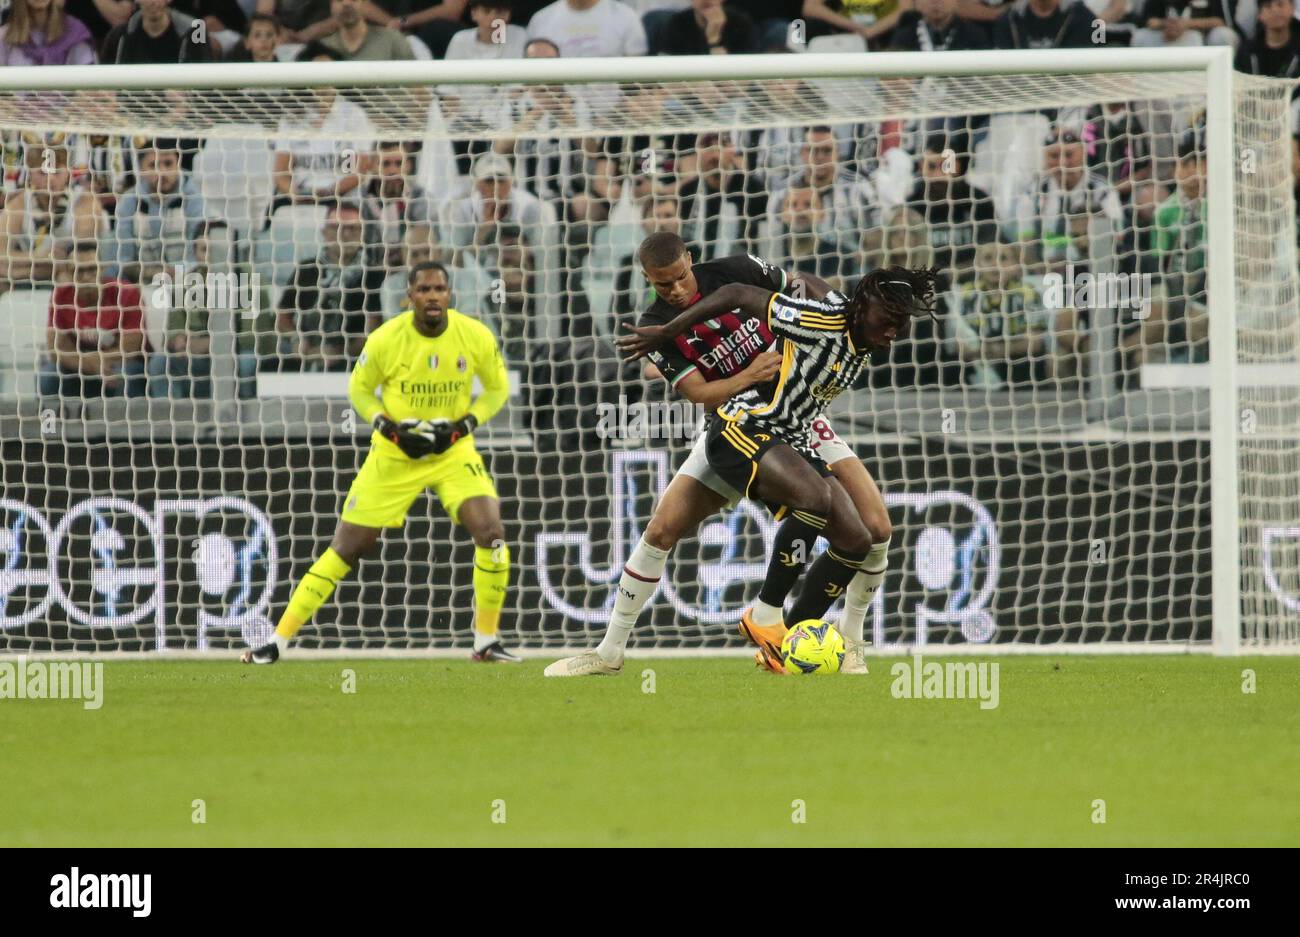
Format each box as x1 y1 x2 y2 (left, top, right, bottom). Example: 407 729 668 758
2 656 1297 846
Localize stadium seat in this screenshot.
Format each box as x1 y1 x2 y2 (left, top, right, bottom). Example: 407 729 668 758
0 288 52 398
192 127 275 251
254 202 329 288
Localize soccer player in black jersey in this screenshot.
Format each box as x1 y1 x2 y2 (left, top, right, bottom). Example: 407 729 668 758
545 234 893 677
618 264 939 669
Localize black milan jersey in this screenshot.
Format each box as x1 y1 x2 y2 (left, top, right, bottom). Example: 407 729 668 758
641 253 788 386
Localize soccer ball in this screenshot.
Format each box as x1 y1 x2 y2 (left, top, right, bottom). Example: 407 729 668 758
780 619 845 675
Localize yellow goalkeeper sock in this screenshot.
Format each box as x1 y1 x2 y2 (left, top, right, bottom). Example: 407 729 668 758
275 548 352 643
473 543 510 650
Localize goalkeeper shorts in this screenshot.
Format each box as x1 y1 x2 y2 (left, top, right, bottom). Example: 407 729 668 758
340 444 498 528
704 416 834 516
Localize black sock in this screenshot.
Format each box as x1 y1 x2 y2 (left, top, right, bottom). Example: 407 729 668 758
758 510 828 609
787 546 869 625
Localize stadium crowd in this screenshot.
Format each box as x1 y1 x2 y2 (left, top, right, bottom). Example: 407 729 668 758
2 0 1299 401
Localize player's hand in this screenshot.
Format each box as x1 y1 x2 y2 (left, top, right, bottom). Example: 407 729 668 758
425 414 478 455
374 414 439 460
616 324 673 361
742 351 783 385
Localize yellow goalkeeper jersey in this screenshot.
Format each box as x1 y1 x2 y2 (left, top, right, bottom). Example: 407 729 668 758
348 308 509 460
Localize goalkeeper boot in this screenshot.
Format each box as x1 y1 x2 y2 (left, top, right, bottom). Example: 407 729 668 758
841 639 870 675
240 642 279 665
472 641 522 664
544 650 624 677
739 608 786 662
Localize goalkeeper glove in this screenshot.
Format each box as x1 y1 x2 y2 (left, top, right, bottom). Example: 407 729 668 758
424 414 478 455
373 414 439 460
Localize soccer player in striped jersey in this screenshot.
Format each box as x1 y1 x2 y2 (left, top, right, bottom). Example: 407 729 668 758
544 234 893 678
241 261 517 664
618 265 939 671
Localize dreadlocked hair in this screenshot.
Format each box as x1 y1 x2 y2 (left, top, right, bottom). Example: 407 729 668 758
851 265 941 327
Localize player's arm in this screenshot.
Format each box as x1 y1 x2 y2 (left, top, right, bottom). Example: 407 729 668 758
673 354 783 410
348 336 441 459
617 283 774 361
424 331 509 455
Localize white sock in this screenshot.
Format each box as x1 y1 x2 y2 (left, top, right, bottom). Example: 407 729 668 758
272 633 289 654
597 537 669 664
750 599 784 627
840 538 889 643
473 630 497 652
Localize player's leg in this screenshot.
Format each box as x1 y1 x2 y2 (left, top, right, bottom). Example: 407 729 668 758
433 448 518 663
456 494 519 663
827 457 891 673
241 521 382 664
545 473 729 676
781 471 876 624
241 450 422 664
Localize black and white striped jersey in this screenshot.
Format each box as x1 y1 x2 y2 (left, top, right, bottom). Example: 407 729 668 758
716 291 870 443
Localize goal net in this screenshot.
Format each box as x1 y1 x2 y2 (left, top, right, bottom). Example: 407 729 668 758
0 52 1296 655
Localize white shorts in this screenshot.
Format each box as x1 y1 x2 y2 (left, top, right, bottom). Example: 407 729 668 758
678 414 856 508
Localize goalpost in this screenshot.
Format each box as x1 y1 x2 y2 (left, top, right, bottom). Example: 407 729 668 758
0 48 1296 656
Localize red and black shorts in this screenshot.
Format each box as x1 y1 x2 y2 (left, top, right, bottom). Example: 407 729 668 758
704 416 833 516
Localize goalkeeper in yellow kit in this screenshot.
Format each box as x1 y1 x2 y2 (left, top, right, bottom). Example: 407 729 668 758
241 261 518 664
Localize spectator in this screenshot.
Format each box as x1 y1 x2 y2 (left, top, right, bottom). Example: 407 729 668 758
803 0 915 47
1115 176 1167 381
384 1 470 58
102 0 212 62
1009 124 1122 275
0 0 97 65
527 0 648 57
492 221 537 363
175 0 249 55
1077 0 1135 45
109 138 207 284
41 240 148 398
746 0 803 49
955 0 1012 36
446 151 548 271
1151 135 1209 363
360 140 435 272
947 238 1051 388
774 182 853 284
660 0 758 54
0 134 106 291
1084 102 1151 200
676 131 768 259
889 0 989 49
273 43 377 208
276 201 386 371
1132 0 1239 47
767 125 883 260
60 0 133 46
904 131 997 277
225 10 280 60
992 0 1094 48
489 37 594 197
1235 0 1300 76
323 0 414 57
255 0 331 40
634 0 690 52
445 0 529 58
